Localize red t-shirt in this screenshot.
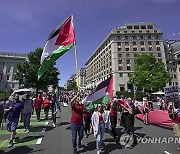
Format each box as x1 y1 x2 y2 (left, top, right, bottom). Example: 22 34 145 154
99 114 104 122
83 111 91 117
71 104 84 124
35 97 43 109
44 99 51 107
106 102 118 117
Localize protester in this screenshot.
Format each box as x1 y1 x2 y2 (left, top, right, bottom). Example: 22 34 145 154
0 100 4 128
168 100 180 151
23 94 33 133
70 93 86 154
91 103 111 154
44 95 51 120
106 98 119 143
51 93 58 127
83 110 92 138
142 97 149 125
35 94 43 122
4 94 24 148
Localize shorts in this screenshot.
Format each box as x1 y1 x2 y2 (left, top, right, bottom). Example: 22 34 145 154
6 118 19 131
172 123 180 138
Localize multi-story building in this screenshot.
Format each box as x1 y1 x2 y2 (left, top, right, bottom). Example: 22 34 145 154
85 22 166 93
164 40 180 87
0 52 27 90
75 68 86 92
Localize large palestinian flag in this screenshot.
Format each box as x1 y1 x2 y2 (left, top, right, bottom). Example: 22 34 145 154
38 15 75 80
82 75 113 110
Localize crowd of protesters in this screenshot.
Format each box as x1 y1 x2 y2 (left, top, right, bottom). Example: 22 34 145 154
0 89 180 152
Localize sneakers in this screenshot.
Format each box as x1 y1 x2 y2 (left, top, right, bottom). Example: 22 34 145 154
78 140 82 148
114 136 119 144
177 146 180 151
52 123 56 128
7 140 13 148
24 129 30 133
97 149 104 154
73 148 78 154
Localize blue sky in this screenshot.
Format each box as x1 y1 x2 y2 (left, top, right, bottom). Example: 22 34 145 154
0 0 180 86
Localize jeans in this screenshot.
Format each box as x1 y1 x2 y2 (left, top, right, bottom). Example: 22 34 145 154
24 112 31 130
44 107 50 119
35 108 41 120
71 123 84 150
96 123 105 150
84 116 91 134
110 116 117 138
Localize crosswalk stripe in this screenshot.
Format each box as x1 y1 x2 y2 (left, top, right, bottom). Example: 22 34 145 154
164 151 171 154
0 140 8 148
36 138 43 144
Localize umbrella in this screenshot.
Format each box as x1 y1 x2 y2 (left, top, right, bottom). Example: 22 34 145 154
151 91 165 95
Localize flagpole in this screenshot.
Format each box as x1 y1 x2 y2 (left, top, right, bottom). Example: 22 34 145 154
74 44 80 92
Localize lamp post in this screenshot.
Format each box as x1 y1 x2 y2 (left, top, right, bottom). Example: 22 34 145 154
23 57 29 88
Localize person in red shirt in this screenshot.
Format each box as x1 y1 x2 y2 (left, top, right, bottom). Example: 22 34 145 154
35 94 43 122
44 95 51 120
70 93 86 154
168 101 180 151
106 97 119 143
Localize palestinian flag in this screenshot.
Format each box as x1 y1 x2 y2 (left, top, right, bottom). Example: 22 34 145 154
82 75 113 110
38 15 75 80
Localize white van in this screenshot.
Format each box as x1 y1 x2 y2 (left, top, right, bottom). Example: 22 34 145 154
8 88 34 101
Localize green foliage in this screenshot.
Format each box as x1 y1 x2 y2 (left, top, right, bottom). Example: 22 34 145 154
15 48 60 91
67 81 77 91
0 90 12 100
130 53 171 93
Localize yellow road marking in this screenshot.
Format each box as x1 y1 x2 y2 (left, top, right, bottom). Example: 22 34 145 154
0 140 8 148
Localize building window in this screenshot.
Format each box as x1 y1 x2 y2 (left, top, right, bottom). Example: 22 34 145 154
133 42 136 45
157 47 161 51
140 41 144 45
118 60 122 64
156 41 160 45
133 36 136 39
148 41 152 45
117 42 121 46
141 48 145 51
119 66 123 70
117 36 121 40
127 26 132 29
126 53 130 57
125 48 129 51
148 35 151 39
127 66 131 70
147 25 153 29
134 53 138 57
126 60 130 64
124 31 127 33
125 42 129 45
149 47 153 51
117 31 120 33
141 25 146 29
158 53 161 57
119 73 123 77
118 48 121 51
125 36 128 40
118 54 122 57
155 35 159 39
134 26 139 29
133 48 137 51
174 74 177 78
139 31 142 33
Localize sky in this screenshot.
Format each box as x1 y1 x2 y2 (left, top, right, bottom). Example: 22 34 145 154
0 0 180 86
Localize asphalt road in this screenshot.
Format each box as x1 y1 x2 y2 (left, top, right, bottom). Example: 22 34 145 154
1 105 180 154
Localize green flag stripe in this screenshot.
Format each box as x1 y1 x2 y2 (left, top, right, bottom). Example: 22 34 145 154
38 43 74 79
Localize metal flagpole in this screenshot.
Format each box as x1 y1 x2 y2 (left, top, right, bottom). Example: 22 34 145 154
74 44 80 92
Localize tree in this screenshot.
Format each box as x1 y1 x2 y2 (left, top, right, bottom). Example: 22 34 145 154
130 53 171 93
67 81 77 91
15 48 60 92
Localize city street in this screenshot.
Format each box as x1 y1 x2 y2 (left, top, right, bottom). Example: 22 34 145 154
0 105 179 154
